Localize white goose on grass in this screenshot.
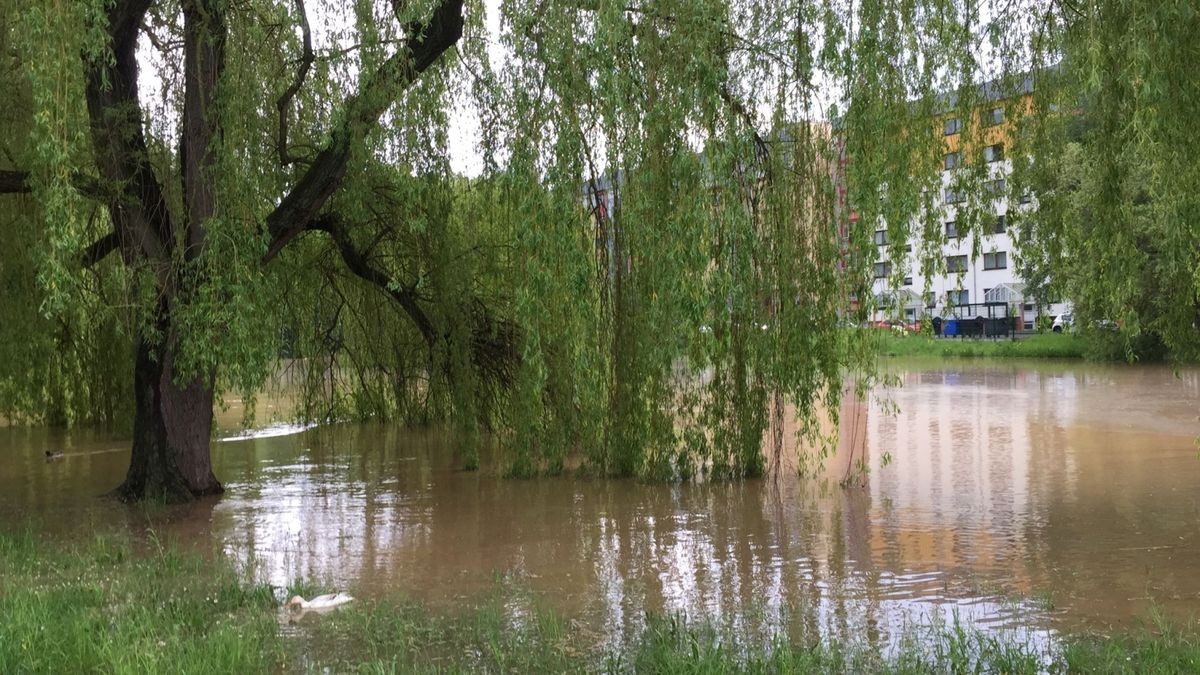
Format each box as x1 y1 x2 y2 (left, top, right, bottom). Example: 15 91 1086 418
285 592 355 611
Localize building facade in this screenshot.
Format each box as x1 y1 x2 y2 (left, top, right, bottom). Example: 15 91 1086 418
865 79 1070 331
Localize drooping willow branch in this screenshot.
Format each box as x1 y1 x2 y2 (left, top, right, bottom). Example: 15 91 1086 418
308 211 520 393
718 84 772 182
308 212 436 346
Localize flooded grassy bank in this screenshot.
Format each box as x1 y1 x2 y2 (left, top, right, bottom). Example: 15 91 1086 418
877 333 1088 359
3 530 1198 673
3 359 1199 669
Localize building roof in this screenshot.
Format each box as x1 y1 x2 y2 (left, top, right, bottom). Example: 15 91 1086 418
830 66 1055 129
932 72 1037 115
984 282 1026 304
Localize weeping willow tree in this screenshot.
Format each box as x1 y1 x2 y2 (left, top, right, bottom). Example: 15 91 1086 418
1010 0 1200 361
1 0 1183 501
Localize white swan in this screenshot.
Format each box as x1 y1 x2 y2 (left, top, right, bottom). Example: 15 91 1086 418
285 592 355 611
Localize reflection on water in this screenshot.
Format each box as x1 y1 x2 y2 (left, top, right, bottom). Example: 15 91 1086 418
1 361 1198 649
218 421 319 442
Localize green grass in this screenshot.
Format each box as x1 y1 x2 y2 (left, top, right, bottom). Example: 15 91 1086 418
2 529 1198 673
1062 613 1200 674
878 333 1088 359
0 528 282 674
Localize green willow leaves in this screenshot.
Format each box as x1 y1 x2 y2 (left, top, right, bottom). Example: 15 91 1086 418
1 0 1192 478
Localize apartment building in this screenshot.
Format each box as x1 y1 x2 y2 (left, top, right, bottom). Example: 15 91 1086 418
866 77 1070 331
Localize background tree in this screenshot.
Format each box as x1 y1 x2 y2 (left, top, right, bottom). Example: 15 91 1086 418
1010 0 1200 360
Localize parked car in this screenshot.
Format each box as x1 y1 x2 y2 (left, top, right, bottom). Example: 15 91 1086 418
1052 313 1074 333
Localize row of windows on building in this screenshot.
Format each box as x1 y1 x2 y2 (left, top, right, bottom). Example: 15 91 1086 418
877 290 977 309
943 107 1005 137
943 143 1004 170
944 179 1014 204
875 215 1008 246
888 179 1028 206
946 215 1008 238
874 250 1008 280
846 179 1028 216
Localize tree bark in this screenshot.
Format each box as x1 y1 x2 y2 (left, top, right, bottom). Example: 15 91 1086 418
84 0 225 502
115 307 221 502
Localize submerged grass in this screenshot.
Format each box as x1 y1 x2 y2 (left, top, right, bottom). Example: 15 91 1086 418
2 529 1198 673
877 333 1087 359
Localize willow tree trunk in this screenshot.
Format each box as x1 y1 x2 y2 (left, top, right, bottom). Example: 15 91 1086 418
81 0 462 501
99 0 225 502
115 309 221 503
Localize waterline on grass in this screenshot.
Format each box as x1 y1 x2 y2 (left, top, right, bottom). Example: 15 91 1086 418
4 529 1198 673
877 333 1088 359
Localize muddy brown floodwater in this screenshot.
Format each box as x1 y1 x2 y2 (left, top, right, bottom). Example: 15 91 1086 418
2 360 1198 650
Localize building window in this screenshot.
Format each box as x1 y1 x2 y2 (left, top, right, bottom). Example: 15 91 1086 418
903 276 913 286
985 107 1004 127
874 261 892 279
944 188 962 204
983 144 1005 163
925 292 937 308
944 117 961 136
950 289 970 306
905 307 916 320
945 221 959 239
987 178 1007 195
983 287 991 300
944 151 961 170
983 251 1007 270
992 214 1006 234
874 229 887 246
1019 191 1032 205
946 254 968 273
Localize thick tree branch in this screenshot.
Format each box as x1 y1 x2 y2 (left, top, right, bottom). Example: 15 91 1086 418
310 211 519 392
0 169 30 194
0 169 107 199
0 170 120 266
276 0 315 166
85 0 173 267
262 0 464 263
180 0 226 260
3 169 122 268
80 232 122 267
310 214 437 346
719 84 771 178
